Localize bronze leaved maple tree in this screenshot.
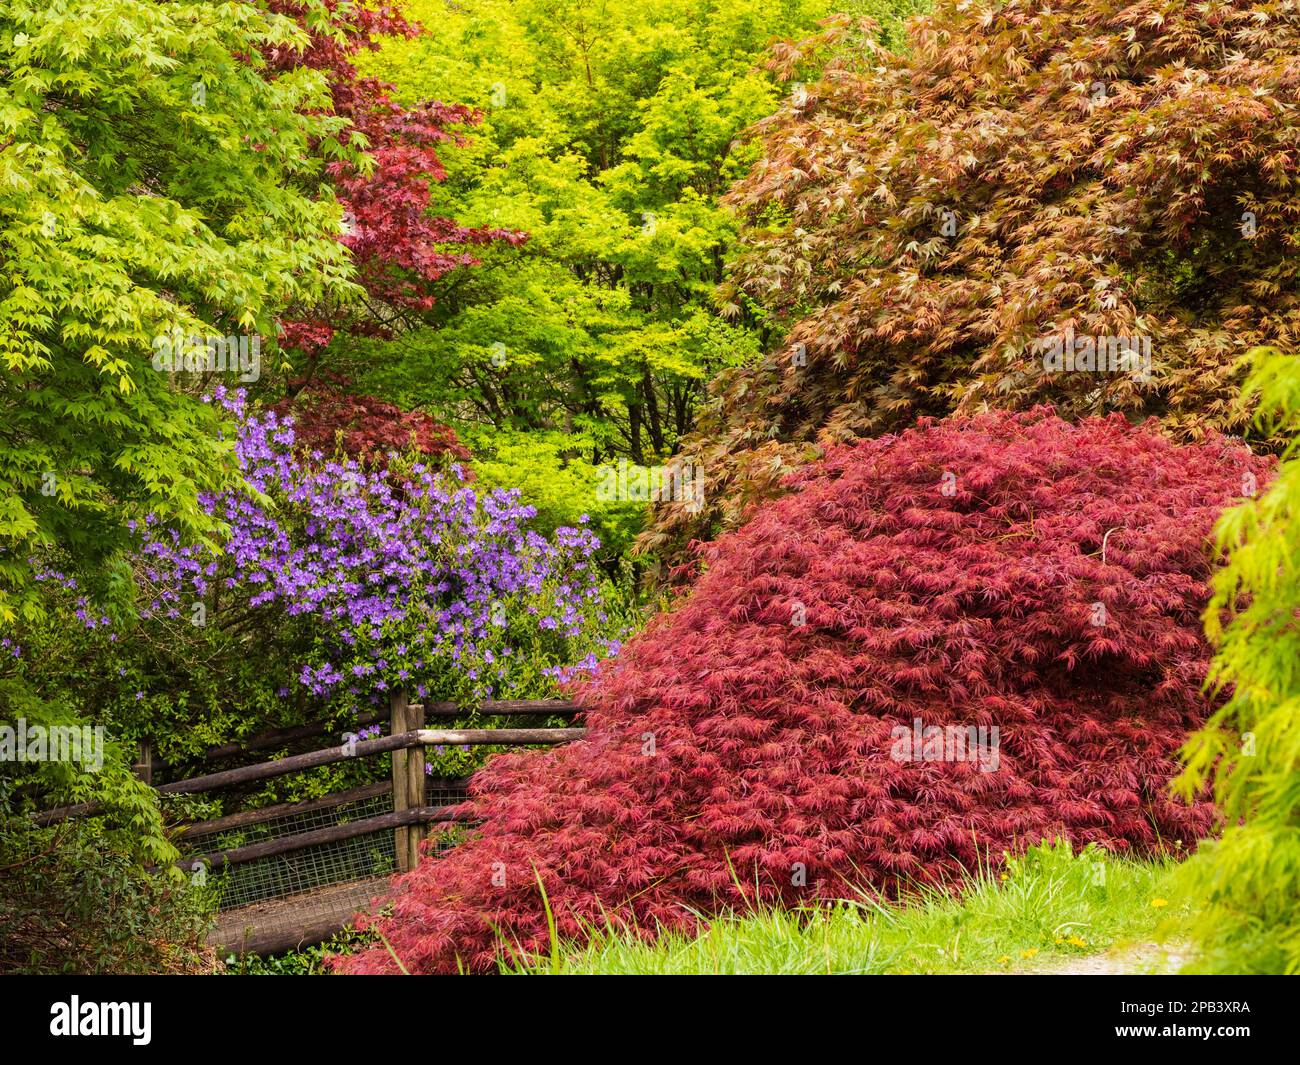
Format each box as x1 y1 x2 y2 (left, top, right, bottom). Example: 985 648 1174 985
640 1 1300 572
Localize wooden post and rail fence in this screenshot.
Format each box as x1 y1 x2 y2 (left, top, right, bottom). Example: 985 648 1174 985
34 692 585 951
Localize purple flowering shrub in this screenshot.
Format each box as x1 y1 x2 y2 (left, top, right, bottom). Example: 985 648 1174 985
12 389 625 779
141 388 621 700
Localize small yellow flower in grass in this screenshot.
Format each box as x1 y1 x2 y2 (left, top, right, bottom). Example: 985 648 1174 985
1019 947 1039 960
999 872 1008 881
997 955 1011 965
1053 936 1065 945
1067 935 1088 948
1151 898 1169 909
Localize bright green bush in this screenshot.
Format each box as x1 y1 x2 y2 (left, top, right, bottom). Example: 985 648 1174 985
1176 346 1300 975
0 678 213 973
465 427 647 563
338 0 925 476
0 0 356 626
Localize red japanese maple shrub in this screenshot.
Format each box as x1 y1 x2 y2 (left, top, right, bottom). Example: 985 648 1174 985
273 381 470 467
335 409 1270 974
266 1 526 354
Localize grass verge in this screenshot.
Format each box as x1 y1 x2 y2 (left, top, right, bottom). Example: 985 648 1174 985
511 839 1193 975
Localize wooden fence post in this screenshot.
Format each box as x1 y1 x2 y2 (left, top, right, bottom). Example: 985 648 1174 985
134 741 153 786
406 699 425 872
390 690 412 872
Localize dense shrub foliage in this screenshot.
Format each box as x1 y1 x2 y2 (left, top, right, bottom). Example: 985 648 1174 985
1176 346 1300 974
0 678 211 973
642 0 1300 566
0 809 213 975
139 390 615 706
336 409 1267 973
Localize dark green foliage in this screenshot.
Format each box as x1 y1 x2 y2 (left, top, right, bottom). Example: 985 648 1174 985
0 679 213 973
0 807 214 975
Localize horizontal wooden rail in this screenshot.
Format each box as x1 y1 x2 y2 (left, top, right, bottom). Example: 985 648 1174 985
32 798 102 827
199 700 579 761
423 699 581 716
413 727 586 745
34 728 585 824
163 729 586 797
182 804 468 871
178 781 388 841
177 776 471 841
34 732 419 824
201 710 388 761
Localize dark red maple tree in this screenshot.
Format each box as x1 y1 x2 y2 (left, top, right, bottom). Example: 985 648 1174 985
265 1 525 357
270 378 470 466
333 408 1270 974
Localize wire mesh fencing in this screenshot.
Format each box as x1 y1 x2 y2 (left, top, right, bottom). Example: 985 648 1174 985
184 776 472 911
207 822 474 958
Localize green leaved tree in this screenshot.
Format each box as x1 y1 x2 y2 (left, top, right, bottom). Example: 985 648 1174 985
337 0 924 552
0 1 368 969
1176 346 1300 975
0 0 357 625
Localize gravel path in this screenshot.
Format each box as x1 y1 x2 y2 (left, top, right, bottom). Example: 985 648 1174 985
1021 943 1188 975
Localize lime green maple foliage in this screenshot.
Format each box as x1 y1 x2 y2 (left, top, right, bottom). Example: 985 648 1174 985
0 0 358 624
1176 346 1300 974
350 0 825 460
342 0 923 541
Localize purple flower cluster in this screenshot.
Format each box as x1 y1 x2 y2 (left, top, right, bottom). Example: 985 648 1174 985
132 387 617 704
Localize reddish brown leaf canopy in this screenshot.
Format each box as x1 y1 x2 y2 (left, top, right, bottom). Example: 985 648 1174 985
335 409 1269 974
272 380 470 466
642 1 1300 567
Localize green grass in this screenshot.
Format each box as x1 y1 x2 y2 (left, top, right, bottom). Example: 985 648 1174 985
512 840 1194 975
